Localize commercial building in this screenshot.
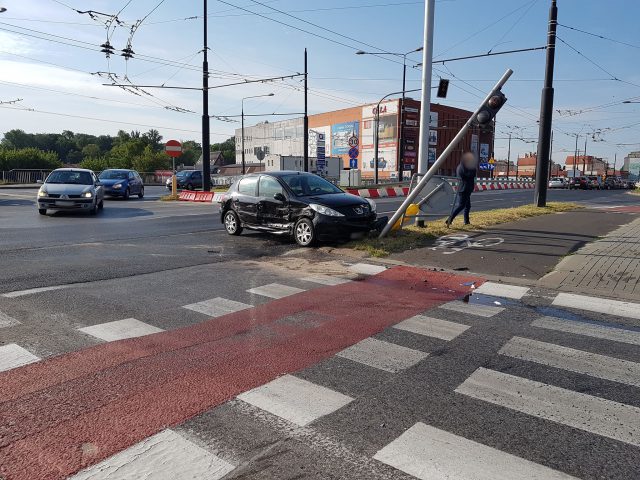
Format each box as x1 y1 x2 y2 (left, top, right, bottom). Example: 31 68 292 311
516 153 563 178
565 155 607 176
623 151 640 180
235 99 494 179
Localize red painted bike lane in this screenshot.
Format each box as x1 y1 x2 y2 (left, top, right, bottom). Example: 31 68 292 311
0 266 481 480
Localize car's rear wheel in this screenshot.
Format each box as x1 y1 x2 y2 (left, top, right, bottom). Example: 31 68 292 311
38 209 47 215
138 187 144 199
224 210 242 236
294 218 316 247
186 183 193 190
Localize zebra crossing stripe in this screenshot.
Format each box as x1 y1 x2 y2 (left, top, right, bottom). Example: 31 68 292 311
500 336 640 388
78 318 164 342
0 310 20 329
348 263 387 275
474 282 530 299
336 337 429 373
456 368 640 447
393 315 470 341
440 301 505 317
374 422 577 480
532 316 640 346
247 283 305 299
552 292 640 320
183 297 252 317
69 429 235 480
300 275 351 286
0 344 40 373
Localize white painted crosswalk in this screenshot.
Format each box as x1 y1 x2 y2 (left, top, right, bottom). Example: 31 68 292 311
300 274 351 286
456 367 640 447
474 282 530 299
439 301 505 317
552 292 640 320
393 315 470 341
238 375 353 427
182 297 252 318
500 336 640 388
0 343 40 373
247 283 305 299
78 318 164 342
374 423 577 480
69 429 235 480
348 263 387 275
0 310 20 329
336 337 429 373
532 316 640 346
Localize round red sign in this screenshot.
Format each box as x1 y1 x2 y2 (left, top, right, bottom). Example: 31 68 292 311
165 140 182 158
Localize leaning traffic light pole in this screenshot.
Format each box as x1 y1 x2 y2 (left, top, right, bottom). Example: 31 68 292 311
379 68 513 239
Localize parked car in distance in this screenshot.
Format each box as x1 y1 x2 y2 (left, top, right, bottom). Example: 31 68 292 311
37 168 104 216
603 177 618 190
98 169 144 199
568 176 590 190
586 176 602 190
165 170 203 191
220 171 385 246
548 177 567 189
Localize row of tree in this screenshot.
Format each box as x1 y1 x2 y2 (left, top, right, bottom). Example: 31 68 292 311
0 129 236 172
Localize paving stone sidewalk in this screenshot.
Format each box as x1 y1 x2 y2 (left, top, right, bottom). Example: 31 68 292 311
540 217 640 301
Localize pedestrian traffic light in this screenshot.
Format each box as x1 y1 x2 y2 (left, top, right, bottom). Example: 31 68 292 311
437 79 449 98
475 89 507 125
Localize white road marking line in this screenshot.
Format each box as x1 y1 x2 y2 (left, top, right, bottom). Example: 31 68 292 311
374 422 577 480
0 311 20 329
0 344 40 373
553 292 640 320
532 316 640 346
2 285 70 298
348 263 387 275
474 282 530 299
500 336 640 388
237 374 353 427
78 318 164 342
247 283 305 299
182 297 252 317
456 367 640 447
393 315 470 341
69 429 235 480
439 301 505 317
336 338 429 373
300 275 351 286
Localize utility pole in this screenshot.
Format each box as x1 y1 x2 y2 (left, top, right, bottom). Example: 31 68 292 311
417 0 435 176
534 0 557 207
573 134 578 177
549 129 554 179
507 132 512 180
241 103 245 175
303 48 309 172
583 135 588 174
202 0 211 191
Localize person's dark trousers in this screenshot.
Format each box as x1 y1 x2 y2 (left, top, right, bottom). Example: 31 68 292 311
448 191 472 224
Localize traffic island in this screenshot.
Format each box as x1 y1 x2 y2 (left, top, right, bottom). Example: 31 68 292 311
350 202 580 257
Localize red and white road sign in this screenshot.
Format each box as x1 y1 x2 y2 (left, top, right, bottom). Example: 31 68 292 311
165 140 182 158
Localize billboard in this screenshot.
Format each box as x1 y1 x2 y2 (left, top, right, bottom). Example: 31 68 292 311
429 129 438 146
480 143 490 162
331 121 359 155
629 160 640 180
361 145 397 173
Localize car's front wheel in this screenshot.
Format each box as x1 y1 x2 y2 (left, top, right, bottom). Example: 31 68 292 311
224 210 243 236
294 218 316 247
38 209 47 215
138 187 144 199
123 187 130 200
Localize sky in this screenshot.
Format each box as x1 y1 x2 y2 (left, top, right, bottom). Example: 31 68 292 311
0 0 639 168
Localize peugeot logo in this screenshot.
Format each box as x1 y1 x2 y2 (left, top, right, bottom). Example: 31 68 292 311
61 195 69 199
354 207 363 215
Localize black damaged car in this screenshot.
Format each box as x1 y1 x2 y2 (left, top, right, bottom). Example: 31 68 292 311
220 171 386 246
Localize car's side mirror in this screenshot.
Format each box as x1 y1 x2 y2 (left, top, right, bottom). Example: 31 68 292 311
273 193 286 202
95 181 102 186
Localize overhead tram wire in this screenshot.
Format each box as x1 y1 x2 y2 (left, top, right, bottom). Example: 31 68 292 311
558 23 640 50
215 0 405 66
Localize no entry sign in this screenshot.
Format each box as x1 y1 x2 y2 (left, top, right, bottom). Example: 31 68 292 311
165 140 182 158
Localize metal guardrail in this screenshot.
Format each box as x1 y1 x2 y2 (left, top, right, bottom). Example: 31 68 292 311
1 169 52 184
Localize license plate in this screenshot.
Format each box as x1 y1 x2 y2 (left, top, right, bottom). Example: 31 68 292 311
56 201 74 207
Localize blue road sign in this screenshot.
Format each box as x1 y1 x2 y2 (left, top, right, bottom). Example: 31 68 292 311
349 158 358 169
348 146 359 159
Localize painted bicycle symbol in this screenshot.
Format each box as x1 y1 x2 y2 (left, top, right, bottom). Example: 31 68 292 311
431 234 504 255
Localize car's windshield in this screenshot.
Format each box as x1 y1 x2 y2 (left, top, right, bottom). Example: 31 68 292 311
46 170 93 185
99 170 128 180
176 171 189 177
281 174 342 196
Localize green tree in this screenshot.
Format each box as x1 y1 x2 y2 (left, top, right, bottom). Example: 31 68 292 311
0 148 62 170
142 129 163 152
131 145 170 172
82 144 101 159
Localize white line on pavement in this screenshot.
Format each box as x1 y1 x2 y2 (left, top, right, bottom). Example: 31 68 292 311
0 310 20 329
474 282 530 299
393 315 470 341
69 429 235 480
532 316 640 346
182 297 253 318
500 336 640 388
2 285 70 298
456 367 640 447
374 422 577 480
552 292 640 320
439 301 505 318
348 263 387 275
247 283 305 299
78 318 164 342
238 375 353 427
336 337 429 373
0 344 40 373
300 275 352 286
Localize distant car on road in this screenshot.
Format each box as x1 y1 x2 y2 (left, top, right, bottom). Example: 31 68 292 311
548 177 567 189
603 177 618 190
165 170 203 191
220 171 383 246
98 169 144 199
587 175 602 190
569 176 590 190
37 168 104 216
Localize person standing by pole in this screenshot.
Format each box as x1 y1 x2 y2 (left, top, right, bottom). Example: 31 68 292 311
445 152 478 227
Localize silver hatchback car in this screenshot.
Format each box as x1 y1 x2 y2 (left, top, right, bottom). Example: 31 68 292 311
37 168 105 215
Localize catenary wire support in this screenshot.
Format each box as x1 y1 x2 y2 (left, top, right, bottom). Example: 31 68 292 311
379 68 514 239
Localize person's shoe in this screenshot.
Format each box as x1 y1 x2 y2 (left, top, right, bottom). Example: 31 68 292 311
445 220 451 228
464 222 471 226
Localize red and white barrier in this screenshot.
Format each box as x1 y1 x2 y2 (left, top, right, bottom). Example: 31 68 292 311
345 181 535 198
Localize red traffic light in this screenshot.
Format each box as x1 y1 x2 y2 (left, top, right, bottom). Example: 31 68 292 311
488 95 504 109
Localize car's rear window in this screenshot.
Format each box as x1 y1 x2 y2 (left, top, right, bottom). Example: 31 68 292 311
46 171 93 185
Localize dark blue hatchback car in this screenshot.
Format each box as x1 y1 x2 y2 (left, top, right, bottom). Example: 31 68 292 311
98 169 145 199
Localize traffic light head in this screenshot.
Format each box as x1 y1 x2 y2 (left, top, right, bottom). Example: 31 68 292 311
475 90 507 126
437 79 449 99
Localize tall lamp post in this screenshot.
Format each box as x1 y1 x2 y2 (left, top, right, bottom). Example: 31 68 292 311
356 47 423 179
241 93 274 174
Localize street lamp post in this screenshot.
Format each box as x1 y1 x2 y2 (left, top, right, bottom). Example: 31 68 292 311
241 93 274 175
356 47 422 180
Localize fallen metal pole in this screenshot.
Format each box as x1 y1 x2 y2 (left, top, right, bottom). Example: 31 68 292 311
379 68 513 238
